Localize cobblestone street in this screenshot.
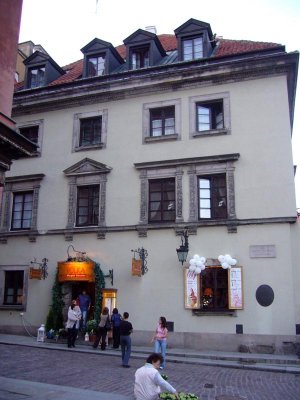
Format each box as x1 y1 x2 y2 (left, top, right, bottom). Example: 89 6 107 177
0 344 300 400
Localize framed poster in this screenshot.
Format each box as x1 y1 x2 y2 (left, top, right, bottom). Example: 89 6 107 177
184 268 200 309
228 266 244 309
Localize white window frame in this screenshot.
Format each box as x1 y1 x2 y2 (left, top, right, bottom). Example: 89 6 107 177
189 92 231 138
143 99 181 144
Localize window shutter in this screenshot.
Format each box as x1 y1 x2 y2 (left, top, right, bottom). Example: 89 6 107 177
228 266 244 309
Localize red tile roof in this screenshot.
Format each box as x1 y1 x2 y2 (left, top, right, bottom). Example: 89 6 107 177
48 59 83 86
215 39 281 57
15 35 282 89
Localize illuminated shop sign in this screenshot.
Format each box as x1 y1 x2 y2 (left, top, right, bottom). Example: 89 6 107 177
57 261 95 282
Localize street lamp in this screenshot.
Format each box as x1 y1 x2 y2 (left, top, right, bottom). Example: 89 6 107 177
176 229 189 265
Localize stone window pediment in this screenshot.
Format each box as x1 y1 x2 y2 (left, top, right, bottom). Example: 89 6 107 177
63 158 112 177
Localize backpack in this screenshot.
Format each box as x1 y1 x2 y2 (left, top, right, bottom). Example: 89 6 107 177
112 313 121 327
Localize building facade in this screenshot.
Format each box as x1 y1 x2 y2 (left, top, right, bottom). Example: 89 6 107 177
0 18 299 352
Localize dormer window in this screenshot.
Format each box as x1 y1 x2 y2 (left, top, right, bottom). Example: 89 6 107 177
24 51 64 89
87 54 106 77
131 46 150 69
28 66 45 88
124 29 166 71
183 36 203 60
81 38 124 78
174 18 215 62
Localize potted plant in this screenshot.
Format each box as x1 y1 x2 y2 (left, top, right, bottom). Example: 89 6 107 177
86 319 97 341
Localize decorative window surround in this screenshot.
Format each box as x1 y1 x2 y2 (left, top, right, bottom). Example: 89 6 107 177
188 158 238 232
17 119 44 155
135 154 239 235
189 92 231 138
137 166 184 230
0 174 44 243
72 109 108 152
63 158 112 240
0 265 28 310
143 99 181 144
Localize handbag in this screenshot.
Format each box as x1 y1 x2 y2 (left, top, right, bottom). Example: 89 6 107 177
105 316 112 331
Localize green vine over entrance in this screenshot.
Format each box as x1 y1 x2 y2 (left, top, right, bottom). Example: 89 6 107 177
94 262 105 324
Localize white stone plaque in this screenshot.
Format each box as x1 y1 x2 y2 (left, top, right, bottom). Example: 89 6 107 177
249 245 276 258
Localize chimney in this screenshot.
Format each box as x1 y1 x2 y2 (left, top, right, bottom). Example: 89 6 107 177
145 26 157 34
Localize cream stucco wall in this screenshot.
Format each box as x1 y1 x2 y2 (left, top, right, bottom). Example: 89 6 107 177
1 71 299 350
9 75 296 229
0 224 297 335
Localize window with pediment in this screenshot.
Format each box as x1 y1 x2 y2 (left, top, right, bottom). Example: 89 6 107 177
63 158 112 233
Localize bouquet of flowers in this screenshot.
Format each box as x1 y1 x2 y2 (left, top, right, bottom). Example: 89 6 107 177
159 392 198 400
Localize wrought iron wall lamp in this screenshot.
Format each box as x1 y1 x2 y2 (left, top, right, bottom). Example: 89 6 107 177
176 229 189 265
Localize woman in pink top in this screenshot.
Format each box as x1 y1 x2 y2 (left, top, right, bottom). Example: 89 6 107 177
151 316 168 369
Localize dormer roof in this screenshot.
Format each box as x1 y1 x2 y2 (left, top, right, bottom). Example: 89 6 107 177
123 28 166 57
174 18 214 42
24 51 65 75
81 38 124 64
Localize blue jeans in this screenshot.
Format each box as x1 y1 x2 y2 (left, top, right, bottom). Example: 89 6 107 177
120 335 131 366
155 339 167 368
81 310 88 330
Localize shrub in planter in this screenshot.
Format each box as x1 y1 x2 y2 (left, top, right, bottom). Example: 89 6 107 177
86 319 97 334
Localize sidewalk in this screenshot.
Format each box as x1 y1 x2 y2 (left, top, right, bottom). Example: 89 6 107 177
1 333 300 374
0 376 132 400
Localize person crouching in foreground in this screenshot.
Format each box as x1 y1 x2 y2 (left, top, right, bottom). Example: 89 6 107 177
134 353 178 400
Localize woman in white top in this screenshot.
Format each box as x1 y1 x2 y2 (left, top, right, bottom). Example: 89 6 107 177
66 300 81 348
134 353 178 400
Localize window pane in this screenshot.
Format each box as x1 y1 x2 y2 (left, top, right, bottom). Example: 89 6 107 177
199 189 210 198
150 107 175 136
198 175 227 220
4 271 24 305
11 192 33 230
183 37 203 60
132 47 149 69
80 117 102 146
76 185 99 226
22 220 31 229
12 220 21 229
150 202 161 211
199 179 210 189
200 199 211 208
149 178 175 222
19 126 39 144
183 40 193 60
149 192 161 201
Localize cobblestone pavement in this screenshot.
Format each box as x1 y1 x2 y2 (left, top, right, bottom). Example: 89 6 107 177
0 344 300 400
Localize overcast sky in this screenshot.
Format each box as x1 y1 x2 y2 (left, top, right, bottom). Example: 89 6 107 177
19 0 300 208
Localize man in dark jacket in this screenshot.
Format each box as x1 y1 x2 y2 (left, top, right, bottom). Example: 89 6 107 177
119 311 133 367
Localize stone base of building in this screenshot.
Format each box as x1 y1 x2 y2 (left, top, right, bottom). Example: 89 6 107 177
133 330 300 355
1 325 299 355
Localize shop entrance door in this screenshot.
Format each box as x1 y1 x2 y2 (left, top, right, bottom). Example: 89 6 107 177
71 282 95 320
